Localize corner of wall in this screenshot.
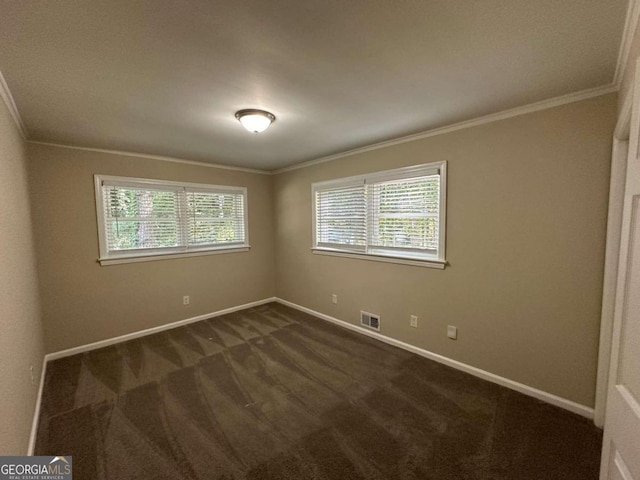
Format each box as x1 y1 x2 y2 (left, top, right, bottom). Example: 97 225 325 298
0 94 46 455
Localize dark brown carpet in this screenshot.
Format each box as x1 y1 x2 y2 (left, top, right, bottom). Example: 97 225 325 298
35 302 602 479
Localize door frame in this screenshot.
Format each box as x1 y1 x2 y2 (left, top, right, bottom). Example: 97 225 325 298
594 87 632 427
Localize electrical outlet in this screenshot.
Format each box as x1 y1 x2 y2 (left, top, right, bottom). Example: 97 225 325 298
331 294 338 304
447 325 458 340
410 315 418 328
183 295 190 305
30 365 35 385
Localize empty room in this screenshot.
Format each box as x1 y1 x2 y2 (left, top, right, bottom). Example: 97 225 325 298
1 1 639 479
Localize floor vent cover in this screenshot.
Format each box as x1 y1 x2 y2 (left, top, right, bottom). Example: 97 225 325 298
361 311 381 331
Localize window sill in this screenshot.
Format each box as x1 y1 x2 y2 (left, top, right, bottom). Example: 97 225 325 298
98 246 250 266
312 248 447 269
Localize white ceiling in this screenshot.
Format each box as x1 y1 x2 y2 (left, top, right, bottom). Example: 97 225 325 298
0 0 629 170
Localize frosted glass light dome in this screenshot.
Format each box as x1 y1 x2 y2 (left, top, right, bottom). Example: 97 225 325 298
235 109 276 133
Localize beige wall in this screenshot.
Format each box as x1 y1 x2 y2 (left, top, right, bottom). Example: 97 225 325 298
274 94 617 407
0 102 44 454
20 92 617 413
28 144 275 353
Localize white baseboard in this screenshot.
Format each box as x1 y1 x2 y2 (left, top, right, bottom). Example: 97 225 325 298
275 297 595 420
27 356 47 455
45 297 276 362
28 296 276 454
28 294 593 454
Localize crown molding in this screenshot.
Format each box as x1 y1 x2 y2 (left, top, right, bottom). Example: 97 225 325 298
0 69 28 139
28 141 271 175
25 83 619 176
3 17 625 177
273 83 618 175
614 0 640 88
15 82 619 176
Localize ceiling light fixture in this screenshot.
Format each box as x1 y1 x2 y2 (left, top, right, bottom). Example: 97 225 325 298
235 109 276 133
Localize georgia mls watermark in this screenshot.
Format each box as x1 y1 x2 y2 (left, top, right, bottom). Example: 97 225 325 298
0 456 72 480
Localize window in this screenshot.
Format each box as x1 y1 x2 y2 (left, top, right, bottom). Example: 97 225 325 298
312 161 446 268
94 175 249 265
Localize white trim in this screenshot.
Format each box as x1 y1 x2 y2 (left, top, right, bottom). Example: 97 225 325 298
618 384 640 418
27 297 276 452
312 248 446 269
94 174 250 265
438 160 447 261
28 141 271 175
0 68 28 139
94 175 108 261
594 100 633 428
96 174 254 192
98 247 250 266
22 85 617 175
310 162 443 188
28 294 593 452
311 161 447 265
614 451 634 480
275 298 594 419
616 89 634 141
614 0 640 88
27 356 47 455
600 61 640 479
44 297 276 361
274 84 617 174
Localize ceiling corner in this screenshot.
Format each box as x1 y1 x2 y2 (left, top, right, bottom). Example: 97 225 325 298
0 68 28 140
614 0 640 88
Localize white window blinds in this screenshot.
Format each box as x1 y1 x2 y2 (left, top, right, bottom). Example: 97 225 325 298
368 174 440 254
315 182 366 251
96 176 248 262
103 184 181 251
313 162 446 264
186 190 246 247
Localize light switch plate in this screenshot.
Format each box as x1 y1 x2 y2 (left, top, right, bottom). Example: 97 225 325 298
447 325 457 339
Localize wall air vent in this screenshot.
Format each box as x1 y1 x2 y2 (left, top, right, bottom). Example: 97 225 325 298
360 311 381 331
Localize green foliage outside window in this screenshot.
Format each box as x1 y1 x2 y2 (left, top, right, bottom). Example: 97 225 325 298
106 188 242 250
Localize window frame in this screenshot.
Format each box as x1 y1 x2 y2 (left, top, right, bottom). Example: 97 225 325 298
311 161 447 269
94 175 250 266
